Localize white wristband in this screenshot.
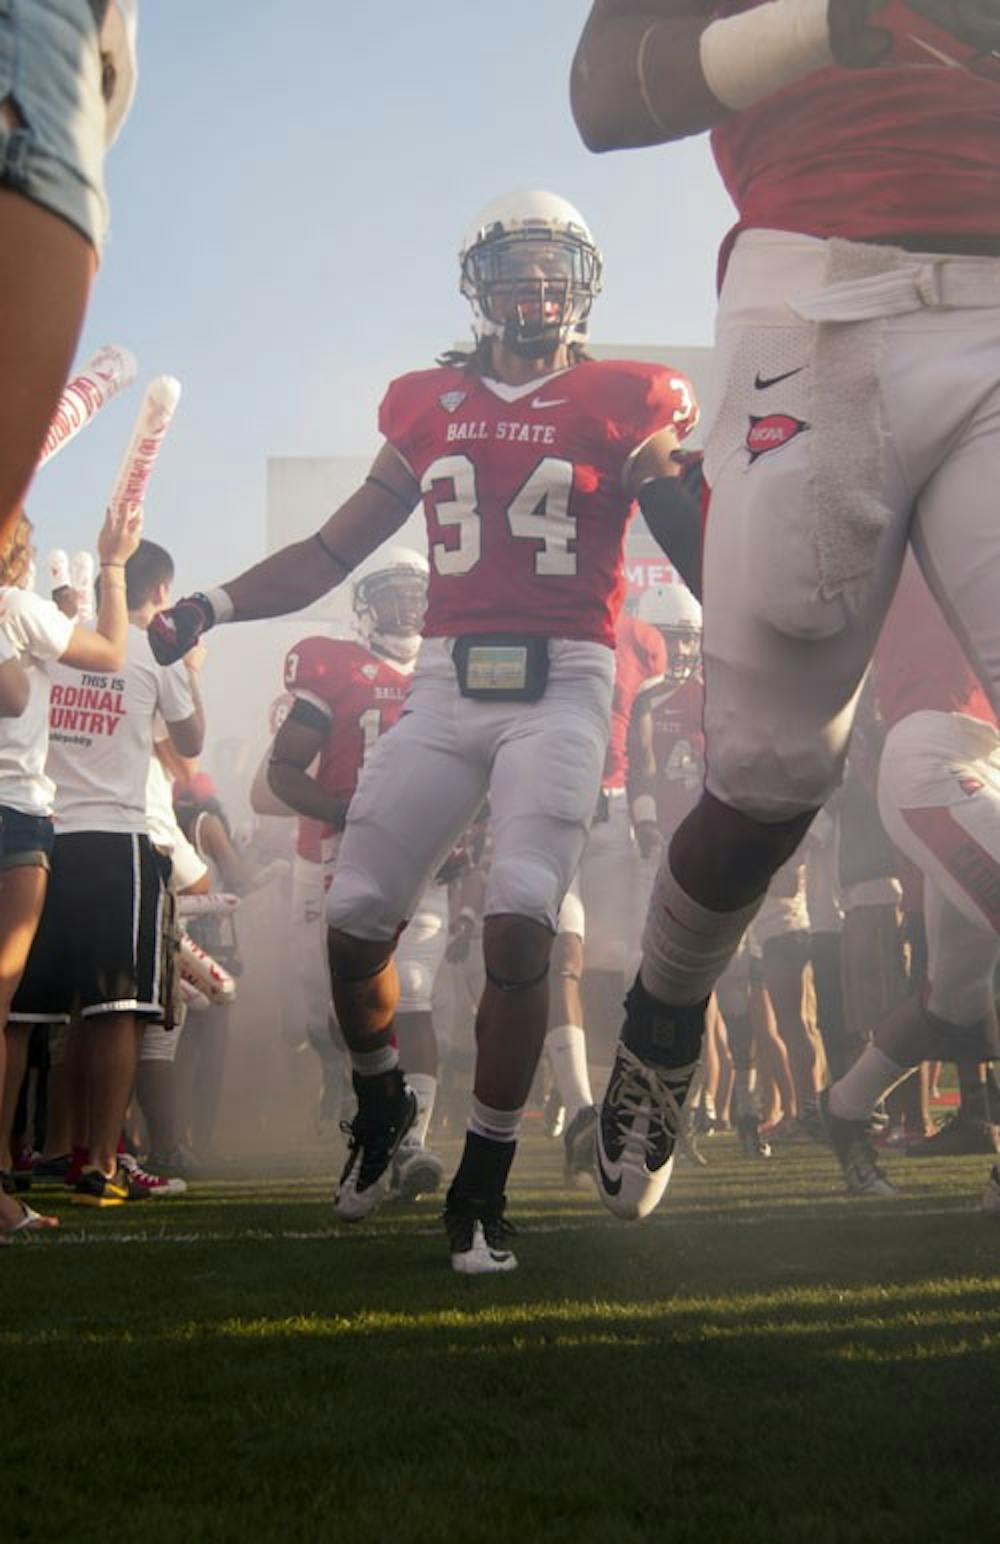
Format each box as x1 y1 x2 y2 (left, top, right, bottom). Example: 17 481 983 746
631 795 658 828
205 585 234 624
699 0 832 112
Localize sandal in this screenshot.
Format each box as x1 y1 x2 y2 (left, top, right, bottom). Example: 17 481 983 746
0 1197 59 1243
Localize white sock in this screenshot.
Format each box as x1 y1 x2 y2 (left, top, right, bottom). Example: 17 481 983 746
829 1046 914 1122
469 1096 522 1143
406 1073 436 1146
350 1043 398 1078
544 1024 593 1122
641 861 764 1006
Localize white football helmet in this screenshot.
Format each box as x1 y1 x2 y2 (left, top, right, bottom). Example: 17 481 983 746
352 547 429 665
637 582 702 683
459 190 603 358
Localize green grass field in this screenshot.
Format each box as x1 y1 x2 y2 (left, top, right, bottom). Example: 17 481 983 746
3 1130 998 1544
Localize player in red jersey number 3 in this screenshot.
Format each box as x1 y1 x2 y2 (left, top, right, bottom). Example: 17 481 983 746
149 190 698 1271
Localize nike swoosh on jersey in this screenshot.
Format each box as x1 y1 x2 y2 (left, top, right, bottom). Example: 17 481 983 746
753 367 804 390
530 396 569 409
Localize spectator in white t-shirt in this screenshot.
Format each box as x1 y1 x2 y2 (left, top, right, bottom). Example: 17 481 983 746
0 629 28 721
0 504 140 1237
10 538 203 1208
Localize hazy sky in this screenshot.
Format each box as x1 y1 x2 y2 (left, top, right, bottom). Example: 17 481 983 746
31 2 734 592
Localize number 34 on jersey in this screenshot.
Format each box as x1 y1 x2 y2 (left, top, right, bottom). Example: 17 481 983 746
379 357 697 648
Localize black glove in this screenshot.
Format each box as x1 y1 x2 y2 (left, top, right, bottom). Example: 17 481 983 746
902 0 1000 52
148 593 216 665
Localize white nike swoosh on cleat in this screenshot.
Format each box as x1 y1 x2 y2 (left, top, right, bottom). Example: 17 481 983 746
530 396 568 409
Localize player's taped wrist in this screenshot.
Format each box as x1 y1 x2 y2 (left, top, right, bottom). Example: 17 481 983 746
204 586 234 624
699 0 832 111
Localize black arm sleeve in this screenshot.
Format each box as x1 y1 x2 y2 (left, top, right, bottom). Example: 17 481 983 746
636 475 703 601
285 696 331 734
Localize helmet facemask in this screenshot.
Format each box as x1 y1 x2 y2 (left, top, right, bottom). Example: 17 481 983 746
665 626 701 686
353 571 427 664
462 228 601 359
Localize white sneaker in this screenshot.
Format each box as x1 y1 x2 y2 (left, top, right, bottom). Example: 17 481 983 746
445 1196 518 1274
334 1074 417 1222
595 1044 698 1221
982 1164 1000 1216
392 1143 444 1201
819 1090 899 1198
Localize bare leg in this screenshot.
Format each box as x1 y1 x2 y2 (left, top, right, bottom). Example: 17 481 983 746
0 184 95 552
0 864 54 1228
473 915 553 1110
84 1013 142 1176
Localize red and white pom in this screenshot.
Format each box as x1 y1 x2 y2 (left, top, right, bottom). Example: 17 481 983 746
109 374 182 516
36 345 138 471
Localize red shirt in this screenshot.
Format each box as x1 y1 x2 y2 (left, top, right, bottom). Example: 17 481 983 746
710 0 1000 271
604 613 667 790
379 359 697 647
283 638 412 807
874 561 996 730
646 675 706 834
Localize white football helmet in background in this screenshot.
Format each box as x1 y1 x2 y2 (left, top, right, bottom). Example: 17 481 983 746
459 190 603 358
352 547 429 665
637 582 702 684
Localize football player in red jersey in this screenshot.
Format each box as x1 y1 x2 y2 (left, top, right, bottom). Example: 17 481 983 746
148 190 699 1271
820 558 1000 1199
572 2 1000 1220
266 549 451 1201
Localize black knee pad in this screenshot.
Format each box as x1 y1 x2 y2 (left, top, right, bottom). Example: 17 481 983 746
485 960 549 993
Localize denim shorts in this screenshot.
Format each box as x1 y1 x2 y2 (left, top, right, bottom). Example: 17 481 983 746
0 803 54 871
0 0 109 251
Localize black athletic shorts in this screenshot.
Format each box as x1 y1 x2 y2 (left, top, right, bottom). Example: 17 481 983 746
10 830 172 1023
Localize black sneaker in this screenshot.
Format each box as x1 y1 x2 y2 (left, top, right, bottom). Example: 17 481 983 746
445 1191 517 1274
906 1113 1000 1158
334 1071 417 1221
818 1089 897 1197
31 1153 73 1187
71 1163 143 1208
595 980 705 1221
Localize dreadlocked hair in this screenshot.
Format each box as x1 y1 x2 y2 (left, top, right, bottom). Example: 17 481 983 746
436 339 593 374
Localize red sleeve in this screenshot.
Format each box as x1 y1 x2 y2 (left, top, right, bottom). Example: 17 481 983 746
641 364 699 443
283 637 342 708
378 368 449 473
598 361 700 462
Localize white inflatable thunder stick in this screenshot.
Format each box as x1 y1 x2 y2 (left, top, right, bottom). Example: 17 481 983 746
108 374 182 514
178 931 237 1006
36 345 138 470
